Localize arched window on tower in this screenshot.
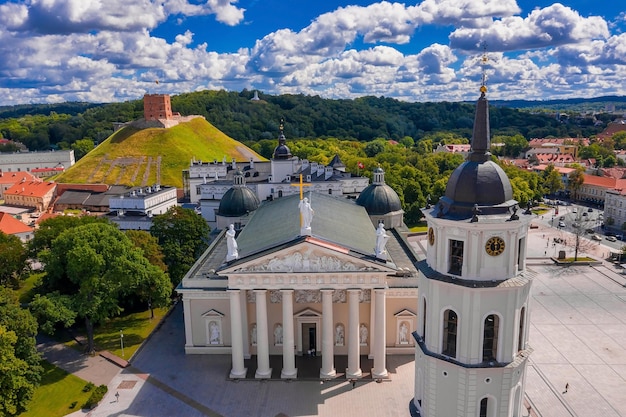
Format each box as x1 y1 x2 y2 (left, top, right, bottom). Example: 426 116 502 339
482 314 499 362
518 307 526 352
479 397 488 417
442 309 457 357
421 298 427 341
448 240 464 276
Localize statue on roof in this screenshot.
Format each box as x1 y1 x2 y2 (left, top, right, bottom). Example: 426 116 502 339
375 222 389 260
299 197 314 233
226 224 238 261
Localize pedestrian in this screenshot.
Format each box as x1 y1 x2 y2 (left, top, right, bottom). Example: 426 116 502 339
564 382 569 393
351 379 356 389
115 392 120 402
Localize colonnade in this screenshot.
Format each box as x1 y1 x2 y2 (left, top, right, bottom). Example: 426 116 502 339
229 288 387 379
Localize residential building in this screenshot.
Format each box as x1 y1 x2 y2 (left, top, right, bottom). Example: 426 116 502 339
0 212 34 242
107 185 178 230
4 180 56 212
0 171 37 200
0 150 74 174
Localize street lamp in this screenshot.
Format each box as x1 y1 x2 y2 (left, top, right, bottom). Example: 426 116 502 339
120 330 125 358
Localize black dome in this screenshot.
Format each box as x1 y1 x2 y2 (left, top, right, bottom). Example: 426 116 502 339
442 160 514 214
218 187 260 216
356 168 401 215
435 89 517 218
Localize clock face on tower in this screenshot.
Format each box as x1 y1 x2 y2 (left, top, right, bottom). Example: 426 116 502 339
428 227 435 246
485 236 505 256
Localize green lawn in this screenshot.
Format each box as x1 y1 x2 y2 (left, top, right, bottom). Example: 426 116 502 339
19 361 92 417
16 273 43 304
64 306 170 359
409 222 428 233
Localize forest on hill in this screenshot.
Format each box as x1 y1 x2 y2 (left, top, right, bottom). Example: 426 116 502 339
0 90 614 153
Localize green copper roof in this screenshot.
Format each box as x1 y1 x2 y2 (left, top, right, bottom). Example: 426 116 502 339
236 192 377 258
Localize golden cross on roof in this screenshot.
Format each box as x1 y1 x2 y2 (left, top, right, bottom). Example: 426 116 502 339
290 174 311 200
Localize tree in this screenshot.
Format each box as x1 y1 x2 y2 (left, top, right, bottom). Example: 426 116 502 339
0 287 42 416
567 165 586 200
150 207 210 286
71 138 95 160
29 215 109 260
29 292 77 335
0 232 29 288
40 223 170 353
542 164 564 195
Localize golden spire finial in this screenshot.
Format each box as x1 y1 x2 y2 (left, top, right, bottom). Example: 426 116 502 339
480 42 488 94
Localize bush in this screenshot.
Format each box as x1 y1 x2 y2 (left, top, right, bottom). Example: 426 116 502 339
83 384 108 409
82 382 94 392
69 401 77 409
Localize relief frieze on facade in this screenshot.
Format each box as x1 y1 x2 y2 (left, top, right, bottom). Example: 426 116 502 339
234 249 381 273
295 290 321 303
270 290 282 303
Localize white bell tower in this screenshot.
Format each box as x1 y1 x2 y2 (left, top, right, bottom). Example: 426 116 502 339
411 82 533 417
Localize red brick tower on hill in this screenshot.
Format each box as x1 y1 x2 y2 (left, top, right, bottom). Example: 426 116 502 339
144 94 173 120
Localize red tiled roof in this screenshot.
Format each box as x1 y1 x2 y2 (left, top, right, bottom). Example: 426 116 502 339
5 180 56 197
0 171 37 185
0 212 32 235
583 174 617 188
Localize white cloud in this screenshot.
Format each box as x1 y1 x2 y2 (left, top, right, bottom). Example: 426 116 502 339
417 0 521 27
450 4 609 52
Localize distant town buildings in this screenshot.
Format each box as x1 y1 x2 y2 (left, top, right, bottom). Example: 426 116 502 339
0 149 74 175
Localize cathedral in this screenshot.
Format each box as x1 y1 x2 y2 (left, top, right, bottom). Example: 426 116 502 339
178 137 418 380
410 84 533 417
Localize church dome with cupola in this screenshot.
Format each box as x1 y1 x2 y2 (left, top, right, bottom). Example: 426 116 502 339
356 167 403 228
216 170 260 229
272 119 292 160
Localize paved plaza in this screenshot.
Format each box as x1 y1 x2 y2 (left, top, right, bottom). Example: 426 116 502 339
81 222 626 417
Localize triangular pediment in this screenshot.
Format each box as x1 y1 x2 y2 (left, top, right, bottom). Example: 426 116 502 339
221 240 394 274
394 309 416 318
201 309 224 318
294 308 322 318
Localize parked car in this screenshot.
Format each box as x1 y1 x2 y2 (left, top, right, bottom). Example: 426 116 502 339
582 212 588 216
585 228 594 234
572 222 580 228
573 208 577 213
592 234 602 241
588 208 593 212
606 236 617 242
558 221 566 227
559 216 565 220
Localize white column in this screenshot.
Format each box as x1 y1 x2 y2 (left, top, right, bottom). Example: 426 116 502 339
182 297 193 347
346 289 362 378
240 290 250 359
281 290 297 379
372 288 388 378
229 290 247 378
254 290 272 378
320 289 336 378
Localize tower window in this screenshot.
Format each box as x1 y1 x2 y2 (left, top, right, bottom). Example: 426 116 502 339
421 298 427 341
482 314 499 362
518 307 526 352
479 397 488 417
442 309 457 358
448 240 464 276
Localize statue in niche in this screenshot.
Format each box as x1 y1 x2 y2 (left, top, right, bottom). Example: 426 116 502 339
226 224 238 261
209 321 220 344
274 324 283 345
335 324 345 346
298 197 314 229
399 322 409 344
360 324 368 345
251 324 257 345
375 222 389 259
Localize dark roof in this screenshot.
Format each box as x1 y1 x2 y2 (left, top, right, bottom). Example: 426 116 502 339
54 190 91 205
235 192 377 259
217 186 260 216
437 89 516 219
329 154 345 169
356 183 402 215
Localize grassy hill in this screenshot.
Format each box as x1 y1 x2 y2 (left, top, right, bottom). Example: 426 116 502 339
54 117 266 188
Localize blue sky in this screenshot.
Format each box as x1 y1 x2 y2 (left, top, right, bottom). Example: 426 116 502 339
0 1 624 105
